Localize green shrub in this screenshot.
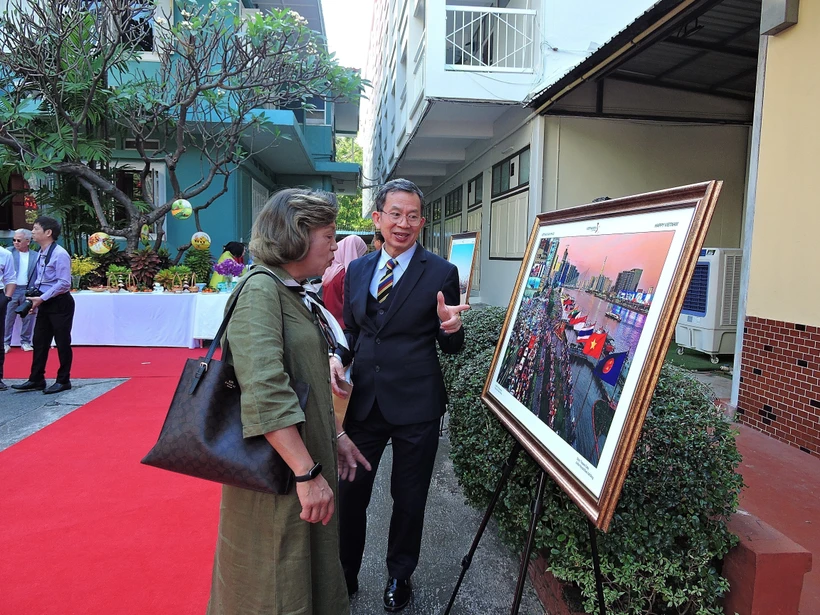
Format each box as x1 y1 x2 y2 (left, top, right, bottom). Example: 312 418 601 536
441 307 744 615
183 247 214 285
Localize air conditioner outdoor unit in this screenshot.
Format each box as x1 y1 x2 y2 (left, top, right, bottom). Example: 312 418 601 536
674 247 743 364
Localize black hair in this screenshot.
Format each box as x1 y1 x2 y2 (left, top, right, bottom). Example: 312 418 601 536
374 178 424 212
222 241 245 258
33 215 62 241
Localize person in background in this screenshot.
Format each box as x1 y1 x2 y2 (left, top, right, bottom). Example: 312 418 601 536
207 189 370 615
372 231 384 252
209 241 245 288
322 235 367 329
5 229 38 354
0 244 17 390
11 216 73 395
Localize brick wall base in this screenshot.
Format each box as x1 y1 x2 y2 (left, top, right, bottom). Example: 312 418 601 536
737 316 820 454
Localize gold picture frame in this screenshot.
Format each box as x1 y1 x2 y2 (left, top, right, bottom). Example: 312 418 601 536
481 181 722 531
447 231 480 305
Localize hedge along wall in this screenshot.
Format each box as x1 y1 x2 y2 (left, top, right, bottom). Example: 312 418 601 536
440 307 744 615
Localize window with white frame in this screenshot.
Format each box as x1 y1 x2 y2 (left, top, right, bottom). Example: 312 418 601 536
467 173 483 213
110 162 167 239
466 207 482 290
443 185 462 255
251 178 269 223
491 146 530 198
432 222 441 256
119 0 173 58
490 190 528 260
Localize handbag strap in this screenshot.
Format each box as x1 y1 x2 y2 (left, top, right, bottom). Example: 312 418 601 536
190 268 277 394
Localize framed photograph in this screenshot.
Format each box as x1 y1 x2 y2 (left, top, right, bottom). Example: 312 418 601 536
447 231 480 305
482 182 722 530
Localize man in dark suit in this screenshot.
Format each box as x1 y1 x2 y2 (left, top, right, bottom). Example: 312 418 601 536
330 178 469 612
5 229 39 353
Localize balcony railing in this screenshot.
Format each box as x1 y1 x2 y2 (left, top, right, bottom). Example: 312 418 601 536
445 6 536 72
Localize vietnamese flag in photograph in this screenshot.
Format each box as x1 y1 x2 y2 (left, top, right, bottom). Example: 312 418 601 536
582 332 608 359
594 352 628 386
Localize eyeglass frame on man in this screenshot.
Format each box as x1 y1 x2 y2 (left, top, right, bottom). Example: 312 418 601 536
382 211 422 226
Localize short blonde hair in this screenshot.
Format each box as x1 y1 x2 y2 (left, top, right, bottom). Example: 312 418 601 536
249 188 338 266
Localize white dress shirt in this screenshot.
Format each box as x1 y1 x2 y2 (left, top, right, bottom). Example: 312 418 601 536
369 243 417 298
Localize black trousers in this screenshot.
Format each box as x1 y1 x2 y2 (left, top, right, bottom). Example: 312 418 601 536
339 401 440 582
0 298 7 379
29 293 75 384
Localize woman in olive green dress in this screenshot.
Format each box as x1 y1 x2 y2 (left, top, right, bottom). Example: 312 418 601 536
207 189 370 615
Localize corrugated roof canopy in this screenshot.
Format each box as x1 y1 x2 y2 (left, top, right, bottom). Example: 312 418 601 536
530 0 762 110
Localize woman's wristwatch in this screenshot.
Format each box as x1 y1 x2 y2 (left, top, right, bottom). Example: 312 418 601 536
294 462 322 483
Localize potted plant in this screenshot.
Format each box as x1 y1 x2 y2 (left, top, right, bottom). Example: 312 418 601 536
154 269 175 291
106 264 132 292
212 258 244 291
167 265 193 292
129 247 162 289
70 255 99 290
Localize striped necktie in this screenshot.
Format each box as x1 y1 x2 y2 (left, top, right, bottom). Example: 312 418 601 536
377 259 397 303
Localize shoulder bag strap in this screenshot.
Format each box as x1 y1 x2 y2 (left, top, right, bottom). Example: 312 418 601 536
189 268 277 394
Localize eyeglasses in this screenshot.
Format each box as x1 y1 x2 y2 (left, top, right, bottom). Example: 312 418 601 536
12 239 25 242
382 211 422 226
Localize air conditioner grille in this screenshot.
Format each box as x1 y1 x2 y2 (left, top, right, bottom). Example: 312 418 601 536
682 262 709 316
721 254 742 327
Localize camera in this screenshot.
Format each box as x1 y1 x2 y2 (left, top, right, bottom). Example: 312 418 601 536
15 288 43 319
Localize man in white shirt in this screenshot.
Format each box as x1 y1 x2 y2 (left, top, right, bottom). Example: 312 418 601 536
0 244 17 390
5 229 38 353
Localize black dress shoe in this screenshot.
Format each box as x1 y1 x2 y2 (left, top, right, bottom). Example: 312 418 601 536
383 578 411 612
43 382 72 395
0 380 8 391
11 380 47 391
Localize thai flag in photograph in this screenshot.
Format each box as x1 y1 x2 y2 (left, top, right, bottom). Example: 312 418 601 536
576 326 594 341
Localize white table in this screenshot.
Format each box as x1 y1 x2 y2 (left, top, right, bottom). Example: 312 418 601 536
191 293 232 342
8 290 234 348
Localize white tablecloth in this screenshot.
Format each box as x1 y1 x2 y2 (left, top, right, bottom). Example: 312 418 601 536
7 290 235 347
191 293 232 341
72 291 198 347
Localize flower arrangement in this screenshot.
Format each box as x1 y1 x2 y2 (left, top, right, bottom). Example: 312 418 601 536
71 256 99 277
213 258 245 278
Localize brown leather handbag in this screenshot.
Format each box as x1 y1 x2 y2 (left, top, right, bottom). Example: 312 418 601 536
141 269 307 494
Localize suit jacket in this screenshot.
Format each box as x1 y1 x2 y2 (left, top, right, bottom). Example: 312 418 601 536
341 243 464 426
11 247 39 290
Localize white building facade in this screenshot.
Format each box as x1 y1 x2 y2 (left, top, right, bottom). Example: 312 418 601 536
363 0 761 309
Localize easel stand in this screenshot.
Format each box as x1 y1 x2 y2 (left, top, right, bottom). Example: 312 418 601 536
444 444 607 615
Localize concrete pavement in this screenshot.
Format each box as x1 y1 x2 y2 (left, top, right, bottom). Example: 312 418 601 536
0 378 125 452
350 430 545 615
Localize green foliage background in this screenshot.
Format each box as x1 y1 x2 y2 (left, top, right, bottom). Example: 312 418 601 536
334 137 373 233
440 307 744 615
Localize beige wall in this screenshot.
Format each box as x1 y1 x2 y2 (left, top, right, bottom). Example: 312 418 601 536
746 6 820 326
542 116 750 249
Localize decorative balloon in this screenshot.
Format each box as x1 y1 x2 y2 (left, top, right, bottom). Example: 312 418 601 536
191 231 211 251
140 224 151 242
171 198 192 220
88 232 113 255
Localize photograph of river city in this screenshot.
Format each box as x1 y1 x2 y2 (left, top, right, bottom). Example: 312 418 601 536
497 230 676 466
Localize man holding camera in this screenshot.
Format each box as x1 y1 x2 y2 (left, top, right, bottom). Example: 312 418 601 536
0 245 17 390
12 216 74 395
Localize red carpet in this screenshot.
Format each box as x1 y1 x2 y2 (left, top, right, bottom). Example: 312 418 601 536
0 347 222 614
